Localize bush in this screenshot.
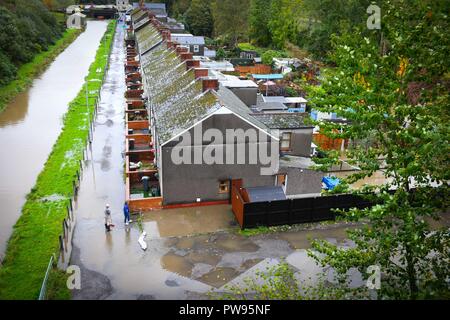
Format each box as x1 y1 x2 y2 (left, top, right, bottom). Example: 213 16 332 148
0 52 17 86
261 49 289 66
0 1 63 86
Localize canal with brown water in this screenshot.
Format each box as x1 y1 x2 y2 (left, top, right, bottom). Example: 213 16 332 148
0 21 108 257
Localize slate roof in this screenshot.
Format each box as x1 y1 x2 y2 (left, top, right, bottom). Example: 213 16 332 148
132 3 167 16
256 102 288 111
133 15 150 31
171 35 205 46
251 113 312 129
246 186 287 202
215 86 271 134
135 23 163 54
135 23 275 145
132 9 147 22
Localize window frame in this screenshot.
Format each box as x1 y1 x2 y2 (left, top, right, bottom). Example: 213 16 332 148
280 132 293 151
218 180 230 194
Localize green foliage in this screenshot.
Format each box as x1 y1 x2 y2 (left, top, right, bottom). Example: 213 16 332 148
45 267 71 300
215 260 363 300
211 0 250 46
249 0 273 47
172 0 192 18
237 42 258 52
295 0 372 59
267 0 302 49
0 21 116 299
0 51 17 87
307 0 450 299
216 261 304 300
284 86 298 97
0 0 66 91
215 47 226 60
0 28 81 112
261 49 288 65
184 0 213 37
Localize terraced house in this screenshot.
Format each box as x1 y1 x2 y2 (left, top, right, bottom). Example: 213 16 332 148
127 9 323 208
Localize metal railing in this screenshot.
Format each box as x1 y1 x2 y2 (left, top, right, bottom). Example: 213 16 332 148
38 255 54 300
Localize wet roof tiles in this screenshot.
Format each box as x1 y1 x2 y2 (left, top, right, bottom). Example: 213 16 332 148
134 23 273 145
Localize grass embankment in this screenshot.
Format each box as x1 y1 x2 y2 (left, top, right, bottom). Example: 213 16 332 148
0 28 83 113
0 21 117 300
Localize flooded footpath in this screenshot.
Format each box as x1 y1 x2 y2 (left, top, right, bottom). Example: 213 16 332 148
0 21 108 256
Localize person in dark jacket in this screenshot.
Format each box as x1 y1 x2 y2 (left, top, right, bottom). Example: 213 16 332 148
123 202 132 225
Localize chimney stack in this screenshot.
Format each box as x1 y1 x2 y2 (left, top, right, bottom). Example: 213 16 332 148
176 46 188 54
150 18 159 27
180 52 193 61
185 59 200 70
194 68 209 79
161 30 171 41
202 78 219 92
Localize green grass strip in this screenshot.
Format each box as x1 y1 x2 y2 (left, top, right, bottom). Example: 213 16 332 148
0 28 83 113
0 20 117 300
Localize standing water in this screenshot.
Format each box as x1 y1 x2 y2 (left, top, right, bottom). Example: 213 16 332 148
0 21 108 256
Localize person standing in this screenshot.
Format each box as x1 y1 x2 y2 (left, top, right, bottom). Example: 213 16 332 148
123 202 132 225
105 204 113 232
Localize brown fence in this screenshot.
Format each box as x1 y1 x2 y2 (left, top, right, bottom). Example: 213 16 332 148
313 132 349 151
235 64 272 76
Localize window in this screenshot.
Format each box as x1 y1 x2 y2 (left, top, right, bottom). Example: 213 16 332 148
280 132 292 151
219 180 229 194
193 45 200 53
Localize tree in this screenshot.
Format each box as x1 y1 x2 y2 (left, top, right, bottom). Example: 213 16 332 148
215 47 226 61
184 0 213 37
0 0 64 86
267 0 303 49
211 0 250 47
295 0 372 59
307 0 450 299
261 49 287 66
248 0 273 47
172 0 191 18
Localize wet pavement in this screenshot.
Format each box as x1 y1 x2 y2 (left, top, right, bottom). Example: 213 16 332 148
0 21 108 256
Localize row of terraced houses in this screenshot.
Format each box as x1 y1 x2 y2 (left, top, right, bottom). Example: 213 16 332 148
124 6 324 212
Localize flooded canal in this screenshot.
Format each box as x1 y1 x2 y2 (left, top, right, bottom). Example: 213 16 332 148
0 21 108 256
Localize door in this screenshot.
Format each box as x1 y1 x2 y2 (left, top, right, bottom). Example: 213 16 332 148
276 174 287 193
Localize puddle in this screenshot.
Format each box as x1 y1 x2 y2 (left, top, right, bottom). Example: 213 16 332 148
161 252 194 278
142 205 236 238
197 267 239 288
185 251 222 266
277 227 352 250
216 236 259 253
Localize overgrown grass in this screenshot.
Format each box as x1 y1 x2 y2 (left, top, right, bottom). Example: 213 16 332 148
0 21 117 300
0 28 82 113
237 220 355 237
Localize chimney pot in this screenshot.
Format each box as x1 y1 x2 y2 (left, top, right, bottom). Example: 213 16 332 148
202 78 219 92
185 59 200 70
176 46 188 54
194 68 209 79
180 52 193 61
